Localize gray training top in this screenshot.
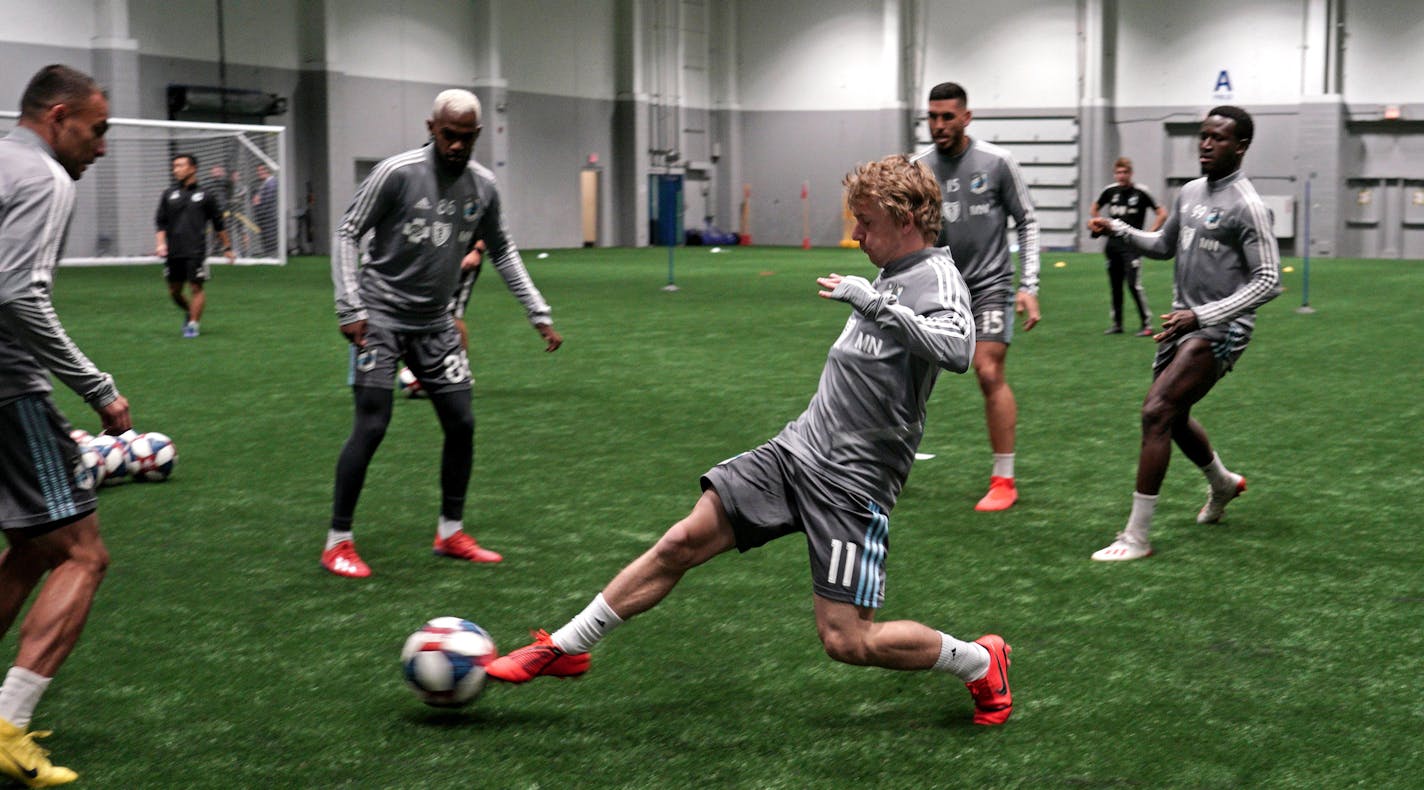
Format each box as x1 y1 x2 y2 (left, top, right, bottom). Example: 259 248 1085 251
332 144 551 333
912 138 1041 296
772 246 975 509
1108 169 1282 329
0 127 118 408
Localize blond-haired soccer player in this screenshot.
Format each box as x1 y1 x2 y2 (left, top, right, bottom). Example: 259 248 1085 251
488 155 1013 726
0 63 126 788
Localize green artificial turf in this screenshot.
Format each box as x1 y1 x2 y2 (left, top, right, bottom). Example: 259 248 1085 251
23 247 1423 788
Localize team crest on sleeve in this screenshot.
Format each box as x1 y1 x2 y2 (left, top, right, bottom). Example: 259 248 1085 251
432 221 452 247
969 172 989 194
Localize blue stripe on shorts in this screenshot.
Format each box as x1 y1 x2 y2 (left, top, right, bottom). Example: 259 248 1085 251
853 502 889 608
18 397 77 521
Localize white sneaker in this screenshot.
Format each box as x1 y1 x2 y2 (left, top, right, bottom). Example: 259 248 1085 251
1197 474 1246 524
1091 533 1153 562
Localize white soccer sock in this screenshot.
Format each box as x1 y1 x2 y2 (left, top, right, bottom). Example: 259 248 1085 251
550 593 625 654
932 633 990 682
437 516 462 540
1199 452 1233 490
325 529 353 551
992 453 1015 479
1124 492 1158 545
0 667 51 729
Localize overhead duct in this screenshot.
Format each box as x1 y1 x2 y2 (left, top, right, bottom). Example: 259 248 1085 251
167 85 287 119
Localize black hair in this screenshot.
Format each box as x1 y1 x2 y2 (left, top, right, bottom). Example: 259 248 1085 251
174 153 198 168
928 82 968 104
19 64 101 120
1207 105 1254 144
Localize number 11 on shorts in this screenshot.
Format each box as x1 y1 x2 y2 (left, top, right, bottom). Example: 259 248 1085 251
827 539 856 588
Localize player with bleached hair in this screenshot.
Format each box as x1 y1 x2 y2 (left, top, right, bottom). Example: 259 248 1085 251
324 88 562 578
489 155 1014 726
1087 106 1282 561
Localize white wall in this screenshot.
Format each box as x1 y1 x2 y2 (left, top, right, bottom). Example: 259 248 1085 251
1342 0 1424 104
0 0 98 47
1117 0 1303 107
329 0 482 83
497 0 616 99
922 0 1079 108
735 0 897 111
127 0 303 70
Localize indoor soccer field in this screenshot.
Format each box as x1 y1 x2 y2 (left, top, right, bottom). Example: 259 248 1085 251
38 248 1422 787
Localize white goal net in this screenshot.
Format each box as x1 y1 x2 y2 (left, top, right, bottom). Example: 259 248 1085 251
0 113 285 265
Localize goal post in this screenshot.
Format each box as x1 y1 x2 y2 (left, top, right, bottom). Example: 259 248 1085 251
0 112 286 265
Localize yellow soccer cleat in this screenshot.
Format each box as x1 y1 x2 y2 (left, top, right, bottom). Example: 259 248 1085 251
0 719 78 787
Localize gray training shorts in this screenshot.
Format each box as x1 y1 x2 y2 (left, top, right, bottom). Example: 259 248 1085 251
701 441 890 609
0 393 97 534
970 288 1016 346
1152 317 1253 379
349 322 472 395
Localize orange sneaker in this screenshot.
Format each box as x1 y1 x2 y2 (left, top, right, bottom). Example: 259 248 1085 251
965 634 1012 725
486 629 591 683
321 540 371 578
432 531 503 563
975 476 1018 511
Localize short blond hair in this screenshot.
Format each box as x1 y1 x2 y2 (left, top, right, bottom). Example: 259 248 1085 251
432 89 481 122
1114 157 1133 171
843 155 943 243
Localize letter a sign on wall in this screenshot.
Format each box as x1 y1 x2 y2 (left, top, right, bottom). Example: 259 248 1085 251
1212 69 1233 100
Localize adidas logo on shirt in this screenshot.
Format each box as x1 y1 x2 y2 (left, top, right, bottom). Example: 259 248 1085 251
415 197 432 210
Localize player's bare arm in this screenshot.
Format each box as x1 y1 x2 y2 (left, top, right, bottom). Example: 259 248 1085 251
1015 291 1040 331
1153 309 1199 343
536 323 563 352
340 318 367 348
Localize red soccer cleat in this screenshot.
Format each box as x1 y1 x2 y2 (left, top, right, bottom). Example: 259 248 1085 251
432 531 503 563
965 634 1013 725
485 629 591 683
975 476 1018 512
321 540 371 578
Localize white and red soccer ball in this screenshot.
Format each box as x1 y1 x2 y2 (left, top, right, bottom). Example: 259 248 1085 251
124 431 178 482
400 618 497 708
73 429 178 486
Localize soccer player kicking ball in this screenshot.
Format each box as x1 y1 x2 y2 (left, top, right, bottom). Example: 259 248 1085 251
0 64 127 787
489 155 1013 726
1087 106 1282 562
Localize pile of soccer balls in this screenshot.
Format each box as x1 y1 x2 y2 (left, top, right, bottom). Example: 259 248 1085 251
401 617 497 708
70 428 178 489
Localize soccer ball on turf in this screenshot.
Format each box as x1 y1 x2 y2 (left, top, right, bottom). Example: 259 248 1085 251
88 434 130 486
74 445 104 490
125 431 178 482
69 428 93 447
397 366 427 399
400 618 497 708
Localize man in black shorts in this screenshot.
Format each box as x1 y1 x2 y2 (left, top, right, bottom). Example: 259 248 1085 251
155 153 233 338
0 63 131 787
488 155 1014 726
1089 157 1164 336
